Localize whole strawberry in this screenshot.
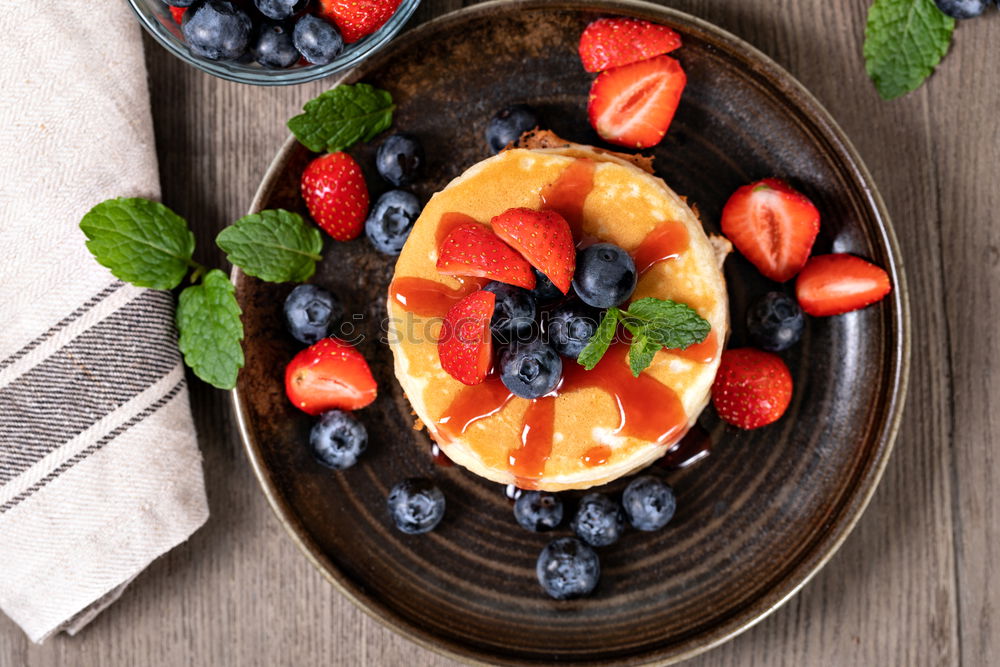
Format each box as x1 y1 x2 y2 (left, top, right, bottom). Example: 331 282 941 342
317 0 402 43
301 152 369 241
711 348 792 429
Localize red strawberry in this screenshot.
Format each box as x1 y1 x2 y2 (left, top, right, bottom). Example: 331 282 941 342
317 0 401 43
587 55 686 149
285 338 378 415
490 208 575 294
301 152 369 241
579 18 682 73
720 178 820 283
438 290 495 385
436 223 536 289
795 254 892 316
169 6 186 23
711 348 792 430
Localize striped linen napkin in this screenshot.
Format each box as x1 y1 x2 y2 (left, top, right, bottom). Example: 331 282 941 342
0 0 209 642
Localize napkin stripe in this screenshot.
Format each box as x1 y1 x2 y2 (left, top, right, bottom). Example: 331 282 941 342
0 290 181 484
0 378 187 514
0 281 124 372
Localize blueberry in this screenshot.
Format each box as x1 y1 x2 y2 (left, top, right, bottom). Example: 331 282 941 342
292 14 344 65
622 475 676 531
571 493 625 547
499 339 562 399
376 133 424 187
387 478 446 534
364 190 421 255
253 22 299 69
182 0 252 61
486 104 539 153
483 282 537 343
536 537 600 600
547 301 602 359
746 291 804 352
514 491 563 532
284 284 344 344
254 0 306 20
573 243 637 308
531 268 564 304
310 410 367 470
933 0 989 18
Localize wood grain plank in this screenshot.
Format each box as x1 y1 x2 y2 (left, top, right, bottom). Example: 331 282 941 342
926 14 1000 667
1 1 989 665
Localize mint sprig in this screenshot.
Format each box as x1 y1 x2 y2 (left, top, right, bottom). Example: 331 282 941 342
864 0 955 100
80 198 327 390
288 83 394 153
217 209 323 283
177 270 244 390
577 298 711 377
80 198 196 290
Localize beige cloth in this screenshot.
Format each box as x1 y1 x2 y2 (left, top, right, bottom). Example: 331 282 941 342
0 0 209 643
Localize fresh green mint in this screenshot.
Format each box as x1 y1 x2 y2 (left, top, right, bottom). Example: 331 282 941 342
217 209 323 283
864 0 954 100
288 83 394 153
176 270 245 391
80 198 326 390
578 298 711 376
80 198 196 290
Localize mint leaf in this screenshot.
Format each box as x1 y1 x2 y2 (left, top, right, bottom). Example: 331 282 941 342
578 308 620 371
628 333 661 377
176 269 244 390
288 83 394 153
622 298 710 350
80 197 195 290
217 209 323 283
864 0 954 100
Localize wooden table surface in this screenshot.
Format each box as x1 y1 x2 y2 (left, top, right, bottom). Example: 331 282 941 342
2 0 998 665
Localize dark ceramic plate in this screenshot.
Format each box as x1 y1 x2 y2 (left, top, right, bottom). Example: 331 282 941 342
232 1 910 664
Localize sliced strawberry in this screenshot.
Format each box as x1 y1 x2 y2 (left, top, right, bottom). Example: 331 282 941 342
720 178 820 283
169 6 187 23
285 338 378 415
490 208 575 294
438 290 496 385
711 348 792 430
579 18 682 73
317 0 401 43
795 254 892 316
587 55 686 149
436 223 536 289
301 152 369 242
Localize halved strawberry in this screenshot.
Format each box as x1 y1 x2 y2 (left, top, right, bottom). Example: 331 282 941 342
317 0 401 43
490 208 575 294
436 223 536 289
795 254 891 316
285 338 378 415
301 152 369 242
720 178 820 283
579 18 682 73
438 290 496 385
587 55 686 149
711 348 792 430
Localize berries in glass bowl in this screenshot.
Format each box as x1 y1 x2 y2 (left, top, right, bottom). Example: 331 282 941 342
127 0 421 84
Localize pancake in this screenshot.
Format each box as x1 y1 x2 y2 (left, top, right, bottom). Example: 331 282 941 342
387 146 728 491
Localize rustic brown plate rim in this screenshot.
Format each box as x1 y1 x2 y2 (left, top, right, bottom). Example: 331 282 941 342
230 1 911 664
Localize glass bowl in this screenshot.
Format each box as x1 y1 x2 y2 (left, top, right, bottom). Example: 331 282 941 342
126 0 421 85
